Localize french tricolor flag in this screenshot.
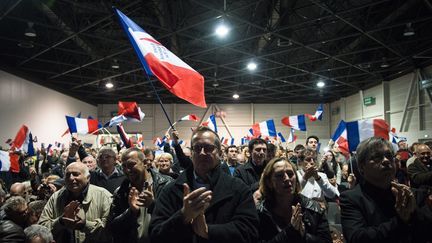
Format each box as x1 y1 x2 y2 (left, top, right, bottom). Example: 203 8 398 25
202 115 218 133
331 120 349 155
117 124 133 148
65 116 101 135
281 115 307 131
287 128 297 143
12 125 35 156
306 104 323 121
345 118 389 152
115 9 206 108
277 132 286 143
180 114 199 122
241 137 250 145
220 137 235 145
251 119 277 137
0 151 11 172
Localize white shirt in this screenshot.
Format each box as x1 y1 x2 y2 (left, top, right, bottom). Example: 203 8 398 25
297 170 340 200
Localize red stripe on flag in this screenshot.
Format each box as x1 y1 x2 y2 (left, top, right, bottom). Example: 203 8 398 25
12 125 28 149
10 153 20 173
373 119 389 140
252 123 261 137
139 37 162 46
87 119 99 134
281 117 290 126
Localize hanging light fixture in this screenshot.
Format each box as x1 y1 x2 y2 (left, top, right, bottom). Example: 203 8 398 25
403 23 415 36
24 22 37 37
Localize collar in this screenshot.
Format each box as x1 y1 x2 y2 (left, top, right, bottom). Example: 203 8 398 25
99 167 120 179
66 183 90 204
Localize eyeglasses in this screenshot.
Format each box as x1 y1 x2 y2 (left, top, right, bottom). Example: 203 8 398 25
122 160 139 170
98 154 114 160
192 144 217 154
304 156 316 162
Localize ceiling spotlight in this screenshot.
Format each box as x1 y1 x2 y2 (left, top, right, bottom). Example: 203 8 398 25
247 62 257 71
24 22 36 37
380 58 390 68
111 59 120 69
233 93 240 99
215 23 229 38
403 23 415 36
17 41 34 48
425 134 429 138
105 81 114 89
317 81 325 88
212 81 219 87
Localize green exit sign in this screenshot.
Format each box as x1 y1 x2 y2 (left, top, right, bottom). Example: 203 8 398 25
364 97 376 106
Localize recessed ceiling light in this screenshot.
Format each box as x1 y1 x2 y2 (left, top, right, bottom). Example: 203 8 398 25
317 81 325 88
233 93 239 99
403 23 415 36
24 22 36 37
105 82 114 89
111 59 119 69
215 24 229 38
247 62 257 71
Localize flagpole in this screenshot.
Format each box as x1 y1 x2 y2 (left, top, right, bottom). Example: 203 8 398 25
145 75 175 130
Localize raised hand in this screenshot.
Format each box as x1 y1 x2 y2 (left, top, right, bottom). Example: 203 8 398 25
138 184 154 208
391 181 416 223
291 203 305 236
181 184 212 224
128 187 143 215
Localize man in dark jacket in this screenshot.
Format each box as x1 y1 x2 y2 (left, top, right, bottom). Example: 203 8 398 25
234 138 268 191
340 137 428 243
149 126 259 243
108 147 172 243
90 147 125 194
0 196 28 242
220 145 239 176
408 144 432 188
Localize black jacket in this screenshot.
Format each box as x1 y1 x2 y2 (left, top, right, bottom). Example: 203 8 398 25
407 159 432 188
220 162 238 176
234 159 264 192
108 169 173 243
257 195 332 243
0 218 25 243
340 181 428 243
149 165 259 243
90 169 126 194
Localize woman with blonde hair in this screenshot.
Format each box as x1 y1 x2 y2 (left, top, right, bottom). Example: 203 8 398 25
257 157 332 243
155 152 178 179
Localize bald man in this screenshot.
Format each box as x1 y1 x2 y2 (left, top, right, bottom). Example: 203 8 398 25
10 183 26 197
38 162 112 243
408 144 432 188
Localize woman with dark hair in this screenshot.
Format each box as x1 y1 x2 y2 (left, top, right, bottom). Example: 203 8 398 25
320 150 342 185
257 157 332 243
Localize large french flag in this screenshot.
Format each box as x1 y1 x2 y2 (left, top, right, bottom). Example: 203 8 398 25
331 120 349 155
12 125 35 156
115 9 206 108
66 116 101 135
345 118 389 152
252 119 277 137
281 115 306 131
202 115 218 133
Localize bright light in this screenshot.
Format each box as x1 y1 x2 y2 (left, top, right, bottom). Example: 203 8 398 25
105 82 114 89
425 134 429 138
317 81 325 88
233 93 240 99
215 24 229 38
323 146 330 152
247 62 257 71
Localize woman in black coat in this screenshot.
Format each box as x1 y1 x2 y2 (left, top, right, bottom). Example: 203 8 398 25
257 157 332 243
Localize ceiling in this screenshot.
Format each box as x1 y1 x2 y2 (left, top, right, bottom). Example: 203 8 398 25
1 0 432 105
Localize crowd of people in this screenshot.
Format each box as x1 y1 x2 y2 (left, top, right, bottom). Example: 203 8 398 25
0 127 431 243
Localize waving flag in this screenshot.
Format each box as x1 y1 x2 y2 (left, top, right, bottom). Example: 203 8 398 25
331 120 349 155
202 115 218 133
287 128 297 143
66 116 101 135
12 125 35 155
108 101 145 127
251 119 277 137
345 118 389 152
241 137 250 145
281 115 306 131
220 137 235 145
277 132 286 143
115 9 206 108
247 129 254 138
180 114 199 122
306 104 323 121
0 151 11 172
61 112 81 137
117 124 133 148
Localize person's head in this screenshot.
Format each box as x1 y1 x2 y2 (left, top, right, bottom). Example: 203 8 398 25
323 150 336 163
341 163 349 177
397 140 408 150
10 182 26 198
82 155 97 171
190 126 222 178
259 157 301 206
293 144 305 156
267 143 277 161
155 152 173 174
298 147 318 170
326 170 337 186
1 196 28 227
143 148 155 169
27 200 46 225
24 225 54 243
121 147 147 183
306 135 319 150
225 145 239 164
248 138 268 166
64 162 90 196
242 147 250 159
60 151 69 163
356 137 395 189
415 144 431 165
236 153 246 164
97 147 117 173
410 142 420 154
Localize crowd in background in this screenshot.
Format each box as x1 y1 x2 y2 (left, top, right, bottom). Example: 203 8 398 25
0 129 431 243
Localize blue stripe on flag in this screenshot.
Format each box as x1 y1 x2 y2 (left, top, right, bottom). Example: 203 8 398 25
332 120 346 141
65 116 78 133
346 121 360 152
266 119 277 137
277 132 286 143
298 115 306 131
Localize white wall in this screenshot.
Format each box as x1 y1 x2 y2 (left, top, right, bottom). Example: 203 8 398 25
98 103 331 149
0 70 97 147
330 65 432 143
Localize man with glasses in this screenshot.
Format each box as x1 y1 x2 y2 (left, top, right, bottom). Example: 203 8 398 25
408 143 432 188
296 147 339 201
0 196 28 242
149 126 259 243
108 147 172 243
90 147 125 194
340 137 427 243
